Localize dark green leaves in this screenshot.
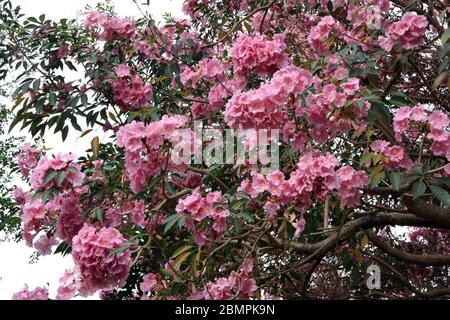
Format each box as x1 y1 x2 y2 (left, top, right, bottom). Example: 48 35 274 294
44 170 58 184
389 171 401 191
411 180 427 199
429 185 450 207
108 242 133 257
57 171 66 186
164 214 184 234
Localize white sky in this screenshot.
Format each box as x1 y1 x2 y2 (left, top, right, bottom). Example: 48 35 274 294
0 0 184 300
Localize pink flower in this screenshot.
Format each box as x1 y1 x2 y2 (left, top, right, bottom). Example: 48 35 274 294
225 65 313 129
140 273 158 292
384 13 428 50
293 218 305 239
131 200 146 226
194 228 207 247
336 166 369 207
231 33 288 77
22 198 45 225
72 224 132 293
104 207 122 227
111 75 153 111
371 140 413 170
56 194 84 244
34 234 59 255
308 16 341 56
12 284 48 300
84 11 107 31
199 58 225 79
115 64 131 77
341 78 360 96
57 44 70 59
56 270 77 300
17 143 40 176
378 36 393 52
428 111 449 130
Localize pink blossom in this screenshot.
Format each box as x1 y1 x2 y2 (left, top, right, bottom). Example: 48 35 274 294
57 44 70 59
384 13 428 50
111 75 153 111
12 284 48 300
115 64 131 77
56 270 77 300
72 224 132 293
231 33 288 77
34 234 59 255
131 200 146 226
293 218 305 239
140 273 158 292
17 143 40 176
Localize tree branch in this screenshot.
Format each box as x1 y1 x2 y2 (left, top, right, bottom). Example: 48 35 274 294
368 232 450 266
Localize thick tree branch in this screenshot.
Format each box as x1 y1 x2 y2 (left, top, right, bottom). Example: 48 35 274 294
266 212 441 255
403 196 450 228
368 232 450 266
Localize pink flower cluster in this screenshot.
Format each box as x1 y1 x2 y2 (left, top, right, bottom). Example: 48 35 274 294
302 78 369 143
225 65 313 129
203 259 257 300
56 270 78 300
29 153 84 191
111 75 153 111
56 192 85 244
131 199 146 226
239 151 368 211
371 140 413 170
336 166 369 207
176 191 230 245
84 11 136 42
17 143 40 176
116 115 188 193
140 273 158 293
308 16 343 56
72 224 132 293
393 106 450 160
12 284 49 300
231 33 289 77
379 13 428 52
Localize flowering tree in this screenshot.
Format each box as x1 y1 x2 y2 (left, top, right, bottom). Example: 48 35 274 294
1 0 450 300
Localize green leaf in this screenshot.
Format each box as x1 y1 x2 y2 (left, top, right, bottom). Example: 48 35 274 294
30 191 41 203
240 211 254 223
42 189 53 203
370 171 385 189
61 126 69 141
411 180 427 199
359 152 373 166
429 185 450 206
404 174 421 184
96 208 104 222
57 171 67 186
164 214 181 234
433 72 447 89
44 170 57 184
49 92 57 106
81 94 88 107
441 28 450 45
173 251 192 269
389 171 401 191
67 167 78 174
171 245 194 259
108 246 128 257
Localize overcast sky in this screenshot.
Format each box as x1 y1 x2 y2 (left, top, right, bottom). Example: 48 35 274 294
0 0 184 300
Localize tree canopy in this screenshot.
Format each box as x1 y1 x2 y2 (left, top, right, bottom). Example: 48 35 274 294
1 0 450 300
